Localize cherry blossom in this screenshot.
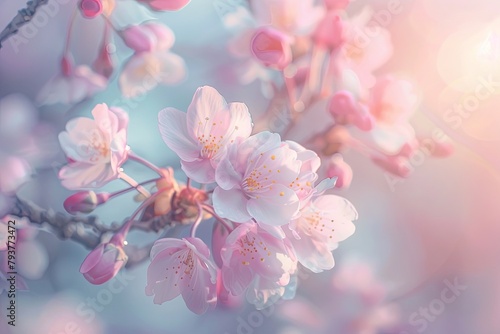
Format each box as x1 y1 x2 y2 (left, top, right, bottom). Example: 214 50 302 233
37 62 107 106
214 131 302 225
58 104 129 189
145 237 217 314
287 194 357 273
159 86 252 183
220 222 297 307
119 22 186 98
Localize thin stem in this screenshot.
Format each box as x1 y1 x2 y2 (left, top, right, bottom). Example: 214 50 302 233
118 172 151 198
109 177 160 199
63 9 78 57
117 187 170 239
186 178 191 190
201 204 233 232
189 202 204 238
128 151 164 176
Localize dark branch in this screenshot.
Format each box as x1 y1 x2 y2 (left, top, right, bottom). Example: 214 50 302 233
0 0 50 49
11 196 178 254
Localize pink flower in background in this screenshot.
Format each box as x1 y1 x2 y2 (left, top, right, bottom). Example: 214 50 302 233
159 86 252 183
145 237 217 314
287 194 357 273
340 8 393 88
80 238 128 285
37 61 107 105
250 0 324 36
367 77 418 154
0 155 31 195
251 27 293 70
137 0 190 11
119 23 186 98
220 222 296 304
58 104 129 189
214 132 302 225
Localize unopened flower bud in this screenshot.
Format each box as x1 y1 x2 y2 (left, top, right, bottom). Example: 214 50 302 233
251 27 292 70
80 239 127 285
64 191 110 214
79 0 103 19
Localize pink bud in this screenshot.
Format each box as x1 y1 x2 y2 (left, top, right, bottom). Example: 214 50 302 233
137 0 190 11
372 155 412 177
93 42 114 79
79 0 103 19
80 241 128 285
64 191 110 215
324 0 350 10
430 141 454 157
313 12 344 50
329 91 375 131
61 56 74 76
251 27 292 70
325 154 353 189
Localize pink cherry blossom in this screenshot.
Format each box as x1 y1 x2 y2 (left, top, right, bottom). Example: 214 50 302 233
37 64 107 105
80 238 128 285
145 237 217 314
251 27 293 70
0 155 31 194
214 131 302 225
313 11 344 50
58 104 129 189
63 191 110 214
119 23 185 98
250 0 324 36
287 194 357 273
137 0 190 11
220 222 297 303
340 8 393 88
158 86 252 183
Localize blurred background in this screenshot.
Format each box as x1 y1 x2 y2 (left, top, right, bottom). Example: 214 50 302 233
1 0 500 333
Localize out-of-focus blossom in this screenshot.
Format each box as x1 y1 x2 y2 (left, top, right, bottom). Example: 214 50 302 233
137 0 190 11
0 155 31 195
278 262 401 334
329 90 375 131
287 194 357 273
158 86 252 183
145 237 217 314
325 153 353 188
251 27 293 70
313 11 344 50
58 104 129 189
250 0 324 36
37 57 107 105
220 222 296 308
340 8 393 88
119 22 186 97
324 0 351 11
213 132 302 226
80 236 128 285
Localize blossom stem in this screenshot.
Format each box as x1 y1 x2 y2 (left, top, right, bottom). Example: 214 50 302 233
63 9 78 58
109 177 160 199
186 178 191 190
128 151 164 176
320 49 341 97
189 202 204 238
116 187 170 240
200 204 233 232
118 172 151 198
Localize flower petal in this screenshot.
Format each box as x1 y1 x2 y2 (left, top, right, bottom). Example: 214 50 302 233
158 107 199 162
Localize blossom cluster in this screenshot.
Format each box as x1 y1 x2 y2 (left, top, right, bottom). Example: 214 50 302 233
57 86 357 314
